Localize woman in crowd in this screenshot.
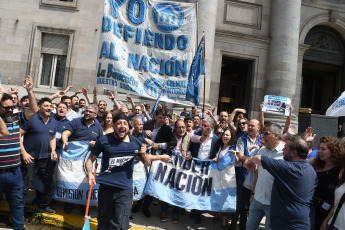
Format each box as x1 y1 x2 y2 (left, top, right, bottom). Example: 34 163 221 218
320 138 345 230
101 110 114 135
309 136 343 229
212 129 238 230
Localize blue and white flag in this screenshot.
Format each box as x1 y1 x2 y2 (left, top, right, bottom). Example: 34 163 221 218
144 151 237 212
186 36 205 106
326 91 345 117
54 142 100 206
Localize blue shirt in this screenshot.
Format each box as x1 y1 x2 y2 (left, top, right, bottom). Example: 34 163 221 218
52 114 70 150
21 113 57 159
91 134 142 190
307 148 318 159
261 156 317 230
65 117 103 142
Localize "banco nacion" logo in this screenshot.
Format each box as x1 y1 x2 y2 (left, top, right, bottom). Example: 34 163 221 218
153 3 184 32
144 78 165 97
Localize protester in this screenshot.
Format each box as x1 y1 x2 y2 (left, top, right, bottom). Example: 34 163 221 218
188 116 220 224
214 111 229 136
61 104 103 214
192 114 201 132
0 76 37 230
85 114 171 229
212 129 237 230
52 102 70 150
180 108 189 117
21 98 58 214
304 127 318 158
61 96 79 121
96 100 107 123
249 135 317 229
309 136 342 229
101 111 114 135
184 116 194 134
79 98 86 109
320 143 345 230
228 119 262 230
70 95 80 114
338 124 344 138
143 108 177 220
228 108 246 136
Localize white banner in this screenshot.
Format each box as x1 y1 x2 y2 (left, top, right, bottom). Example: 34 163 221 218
326 91 345 117
96 0 197 105
262 95 291 116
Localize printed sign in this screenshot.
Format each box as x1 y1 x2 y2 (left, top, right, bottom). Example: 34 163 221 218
262 95 291 116
326 91 345 117
96 0 197 104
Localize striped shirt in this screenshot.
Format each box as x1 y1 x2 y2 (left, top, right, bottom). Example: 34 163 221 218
0 113 22 169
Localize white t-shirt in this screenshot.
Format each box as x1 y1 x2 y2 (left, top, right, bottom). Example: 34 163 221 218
329 183 345 229
215 146 230 159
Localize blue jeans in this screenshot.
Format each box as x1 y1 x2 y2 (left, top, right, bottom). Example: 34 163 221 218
246 198 270 230
0 167 25 230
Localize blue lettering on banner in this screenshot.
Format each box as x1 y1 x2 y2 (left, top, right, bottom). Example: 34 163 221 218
108 0 126 18
128 0 146 24
144 78 165 97
101 16 189 51
332 97 345 109
153 3 185 32
128 53 187 77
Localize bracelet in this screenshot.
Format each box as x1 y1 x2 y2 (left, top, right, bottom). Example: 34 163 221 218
248 157 254 164
51 149 56 151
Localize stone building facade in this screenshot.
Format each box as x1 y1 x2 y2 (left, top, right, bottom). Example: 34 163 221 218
0 0 345 121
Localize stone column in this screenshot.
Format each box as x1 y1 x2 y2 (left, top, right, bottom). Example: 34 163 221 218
265 0 302 124
188 0 218 105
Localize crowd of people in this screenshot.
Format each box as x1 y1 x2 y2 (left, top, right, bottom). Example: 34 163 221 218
0 77 344 230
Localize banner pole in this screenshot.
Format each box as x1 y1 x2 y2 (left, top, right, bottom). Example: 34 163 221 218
196 1 199 44
202 31 206 114
84 161 98 224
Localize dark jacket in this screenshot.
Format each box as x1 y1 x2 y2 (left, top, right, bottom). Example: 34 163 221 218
144 120 177 154
189 130 219 159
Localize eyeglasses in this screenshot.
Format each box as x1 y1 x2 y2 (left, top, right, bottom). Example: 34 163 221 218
176 126 186 129
85 110 96 114
11 97 17 100
239 122 247 126
263 132 273 136
1 106 15 111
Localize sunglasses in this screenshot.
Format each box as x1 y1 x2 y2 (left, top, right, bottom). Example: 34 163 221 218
1 106 15 111
239 122 247 126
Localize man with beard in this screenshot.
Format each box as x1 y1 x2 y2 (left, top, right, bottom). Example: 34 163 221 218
85 114 171 229
96 100 107 123
0 76 38 230
249 135 316 230
20 98 58 214
61 96 79 121
70 95 82 116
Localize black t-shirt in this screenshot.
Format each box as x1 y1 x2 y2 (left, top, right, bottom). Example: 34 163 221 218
91 134 142 190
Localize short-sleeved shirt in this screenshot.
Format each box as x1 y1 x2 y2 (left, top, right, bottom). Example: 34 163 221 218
261 156 317 230
65 117 103 142
52 114 70 149
91 134 142 190
253 142 284 205
132 131 147 144
21 113 57 159
0 113 22 169
66 109 79 121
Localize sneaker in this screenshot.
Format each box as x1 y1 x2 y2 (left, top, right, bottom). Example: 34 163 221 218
172 215 179 224
142 208 151 218
38 206 56 215
160 213 167 222
195 215 202 225
132 203 141 213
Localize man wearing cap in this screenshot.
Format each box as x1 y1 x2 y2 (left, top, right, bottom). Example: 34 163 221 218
86 114 171 230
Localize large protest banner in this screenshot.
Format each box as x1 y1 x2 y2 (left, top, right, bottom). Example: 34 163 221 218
144 152 237 212
96 0 197 104
326 91 345 117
